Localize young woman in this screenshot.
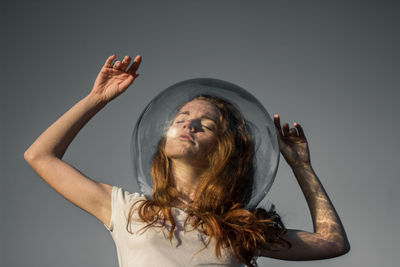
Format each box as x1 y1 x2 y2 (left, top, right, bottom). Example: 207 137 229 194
24 54 350 267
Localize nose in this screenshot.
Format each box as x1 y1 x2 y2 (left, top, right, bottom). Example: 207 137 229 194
182 119 196 131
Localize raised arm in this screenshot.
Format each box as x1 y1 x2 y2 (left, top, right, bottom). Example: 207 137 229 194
259 115 350 260
24 54 141 228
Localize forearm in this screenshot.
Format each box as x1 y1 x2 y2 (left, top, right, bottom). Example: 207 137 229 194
24 93 107 160
292 164 349 249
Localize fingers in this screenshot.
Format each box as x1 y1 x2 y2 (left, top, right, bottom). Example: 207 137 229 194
119 56 131 71
127 55 142 75
282 123 291 136
294 122 305 137
289 128 298 136
104 55 116 68
104 55 141 75
274 114 303 137
113 60 122 70
273 114 283 137
274 114 292 137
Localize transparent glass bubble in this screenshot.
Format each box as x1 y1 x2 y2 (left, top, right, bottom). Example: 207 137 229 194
130 78 279 209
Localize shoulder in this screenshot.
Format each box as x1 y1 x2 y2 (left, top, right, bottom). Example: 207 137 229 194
111 186 147 209
112 185 145 200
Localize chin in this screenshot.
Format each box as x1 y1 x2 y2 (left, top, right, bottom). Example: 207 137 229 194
166 140 193 155
166 150 209 168
166 149 195 160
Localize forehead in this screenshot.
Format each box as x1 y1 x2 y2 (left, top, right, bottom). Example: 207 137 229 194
177 99 221 119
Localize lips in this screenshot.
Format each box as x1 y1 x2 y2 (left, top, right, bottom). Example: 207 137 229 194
178 134 194 142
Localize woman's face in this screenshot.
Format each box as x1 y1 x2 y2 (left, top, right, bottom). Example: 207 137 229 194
165 99 221 168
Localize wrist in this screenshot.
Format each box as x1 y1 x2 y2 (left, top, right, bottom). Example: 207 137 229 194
290 162 312 172
86 93 109 108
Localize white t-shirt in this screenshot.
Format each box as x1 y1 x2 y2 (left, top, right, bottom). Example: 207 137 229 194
104 186 246 267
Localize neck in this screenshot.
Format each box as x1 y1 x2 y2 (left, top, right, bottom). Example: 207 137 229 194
171 160 207 202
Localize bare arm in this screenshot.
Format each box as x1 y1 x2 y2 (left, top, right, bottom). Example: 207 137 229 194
259 115 350 260
24 54 141 228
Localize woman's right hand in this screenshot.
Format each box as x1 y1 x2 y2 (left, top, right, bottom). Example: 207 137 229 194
90 54 142 103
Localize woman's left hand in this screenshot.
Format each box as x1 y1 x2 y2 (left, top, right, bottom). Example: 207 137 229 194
273 114 311 169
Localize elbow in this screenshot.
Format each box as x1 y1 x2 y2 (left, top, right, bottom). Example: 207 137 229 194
24 149 42 163
321 237 351 259
338 234 351 256
333 240 351 258
24 149 34 163
341 241 351 255
24 149 58 165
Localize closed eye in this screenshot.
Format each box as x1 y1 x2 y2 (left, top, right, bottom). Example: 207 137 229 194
202 123 215 131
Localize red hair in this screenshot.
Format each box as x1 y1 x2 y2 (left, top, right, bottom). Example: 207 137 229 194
127 95 290 266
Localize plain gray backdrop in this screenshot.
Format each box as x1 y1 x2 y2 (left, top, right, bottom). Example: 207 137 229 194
2 0 399 266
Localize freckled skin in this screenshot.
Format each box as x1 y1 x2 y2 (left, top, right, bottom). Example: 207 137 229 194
165 100 221 168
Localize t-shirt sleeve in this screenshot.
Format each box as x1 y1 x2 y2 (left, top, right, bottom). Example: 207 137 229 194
103 185 145 235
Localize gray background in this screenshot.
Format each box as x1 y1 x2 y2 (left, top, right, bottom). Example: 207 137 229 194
2 0 399 266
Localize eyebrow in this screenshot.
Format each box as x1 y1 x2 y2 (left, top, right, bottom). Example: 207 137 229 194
176 111 218 123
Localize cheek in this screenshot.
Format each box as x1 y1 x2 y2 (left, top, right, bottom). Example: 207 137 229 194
200 136 218 151
165 128 183 155
164 137 176 155
166 126 180 139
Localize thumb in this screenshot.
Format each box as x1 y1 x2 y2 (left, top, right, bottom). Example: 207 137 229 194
119 76 135 91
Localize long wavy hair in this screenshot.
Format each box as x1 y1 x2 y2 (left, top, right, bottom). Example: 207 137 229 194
127 95 290 266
